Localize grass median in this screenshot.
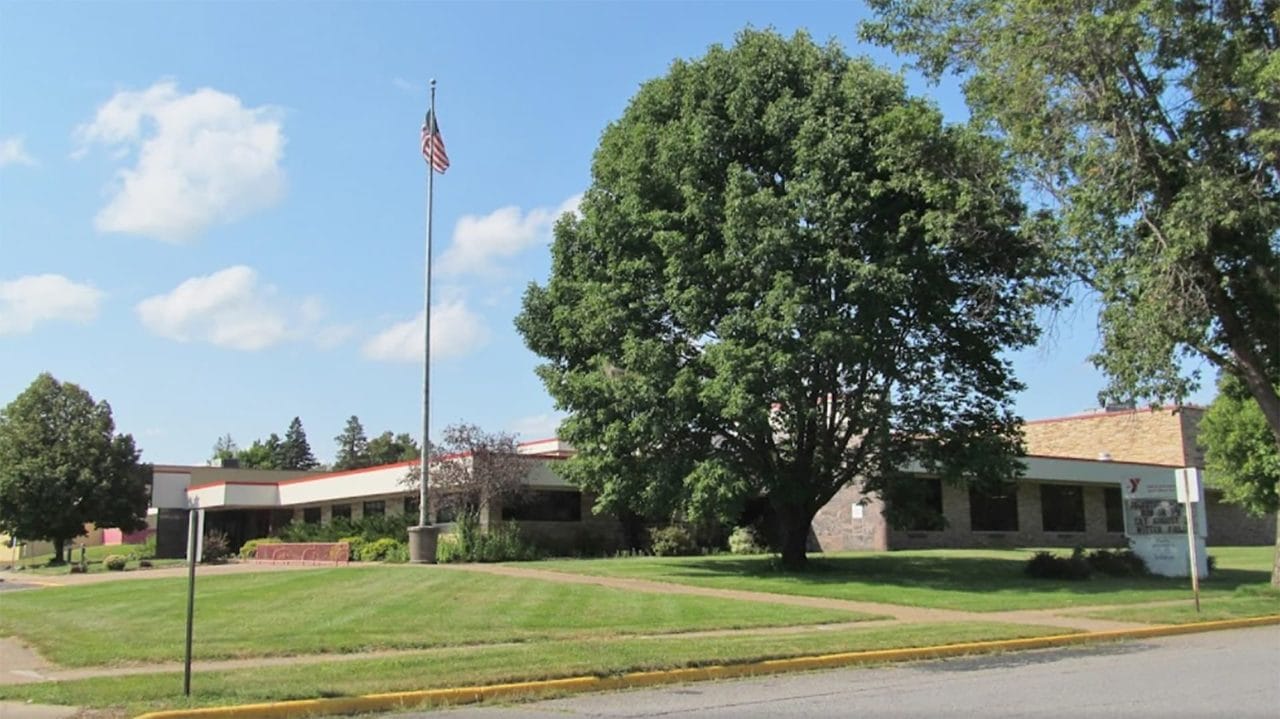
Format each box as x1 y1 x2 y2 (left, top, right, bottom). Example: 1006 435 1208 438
0 621 1066 715
532 546 1275 611
0 565 871 666
1082 586 1280 624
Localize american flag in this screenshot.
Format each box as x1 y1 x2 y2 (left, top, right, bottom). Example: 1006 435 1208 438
421 110 450 173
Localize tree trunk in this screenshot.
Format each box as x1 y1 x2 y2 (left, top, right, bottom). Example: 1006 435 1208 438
777 506 813 570
1273 513 1280 589
52 537 66 565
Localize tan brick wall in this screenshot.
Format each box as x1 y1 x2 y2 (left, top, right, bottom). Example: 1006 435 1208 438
810 483 888 551
1022 407 1203 466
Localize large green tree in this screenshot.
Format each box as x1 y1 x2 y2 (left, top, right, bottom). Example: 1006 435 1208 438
864 0 1280 584
0 374 150 561
333 415 371 471
516 30 1049 568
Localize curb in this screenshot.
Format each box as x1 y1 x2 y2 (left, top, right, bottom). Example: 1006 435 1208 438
134 615 1280 719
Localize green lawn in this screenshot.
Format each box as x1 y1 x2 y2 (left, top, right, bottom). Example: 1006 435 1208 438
0 565 870 667
531 547 1276 611
0 622 1065 714
11 542 185 575
1083 586 1280 624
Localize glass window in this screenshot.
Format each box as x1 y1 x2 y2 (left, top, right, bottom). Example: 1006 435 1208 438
969 484 1018 532
1040 484 1085 532
502 490 583 522
885 477 945 531
331 504 352 520
363 500 385 517
303 507 321 524
1104 487 1125 533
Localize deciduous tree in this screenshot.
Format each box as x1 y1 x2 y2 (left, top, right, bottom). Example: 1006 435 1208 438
516 30 1048 568
0 374 150 561
864 0 1280 584
367 431 420 466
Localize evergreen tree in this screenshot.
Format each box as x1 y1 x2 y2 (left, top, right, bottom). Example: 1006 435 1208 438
333 415 371 470
279 417 318 470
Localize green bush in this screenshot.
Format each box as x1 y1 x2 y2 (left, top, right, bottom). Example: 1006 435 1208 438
1025 548 1092 580
339 535 366 560
649 524 698 557
1086 549 1149 577
142 533 158 559
239 537 283 560
200 530 231 564
384 541 409 563
359 537 402 562
728 526 765 555
103 555 128 571
435 512 539 563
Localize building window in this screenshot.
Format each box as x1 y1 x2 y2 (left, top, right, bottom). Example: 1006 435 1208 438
1040 484 1085 532
969 484 1018 532
303 507 321 524
885 477 946 531
363 500 385 517
502 490 583 522
1104 487 1125 533
331 504 352 520
404 495 420 517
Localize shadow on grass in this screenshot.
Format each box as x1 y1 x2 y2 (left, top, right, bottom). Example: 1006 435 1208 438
647 554 1270 600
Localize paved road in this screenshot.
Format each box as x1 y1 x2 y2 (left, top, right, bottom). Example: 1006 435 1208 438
413 626 1280 718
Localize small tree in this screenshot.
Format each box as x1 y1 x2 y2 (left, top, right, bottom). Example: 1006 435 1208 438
367 431 420 466
0 374 150 561
279 417 318 470
237 434 283 469
333 415 371 471
210 434 237 464
402 423 528 523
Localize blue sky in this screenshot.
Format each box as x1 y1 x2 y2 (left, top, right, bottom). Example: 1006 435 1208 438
0 2 1212 466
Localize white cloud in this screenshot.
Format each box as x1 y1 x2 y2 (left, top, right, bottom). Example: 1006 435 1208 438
75 81 285 242
362 299 490 362
136 265 343 351
438 194 582 276
0 275 104 335
0 136 36 167
392 77 420 93
508 412 565 440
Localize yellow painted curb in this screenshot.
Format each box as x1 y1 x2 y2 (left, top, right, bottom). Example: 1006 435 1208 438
134 614 1280 719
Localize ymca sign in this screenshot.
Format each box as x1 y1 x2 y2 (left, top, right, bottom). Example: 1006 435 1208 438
1121 473 1208 578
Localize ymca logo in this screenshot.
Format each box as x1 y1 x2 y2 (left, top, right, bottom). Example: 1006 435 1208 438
1128 478 1141 494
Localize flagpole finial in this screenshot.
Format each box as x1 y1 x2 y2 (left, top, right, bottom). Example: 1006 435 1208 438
430 78 436 87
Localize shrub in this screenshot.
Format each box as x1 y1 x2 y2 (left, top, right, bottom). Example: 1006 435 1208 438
142 533 158 559
649 525 698 557
200 530 231 564
359 537 402 562
436 513 539 562
103 555 128 571
1086 549 1149 577
1024 549 1092 580
239 537 283 560
339 535 366 561
436 533 463 563
728 526 765 555
384 541 409 563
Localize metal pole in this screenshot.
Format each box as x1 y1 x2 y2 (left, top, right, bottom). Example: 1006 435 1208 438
1185 499 1201 613
419 79 437 529
183 508 199 696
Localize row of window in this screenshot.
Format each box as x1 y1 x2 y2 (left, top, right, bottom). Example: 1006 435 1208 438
294 491 582 524
905 480 1126 533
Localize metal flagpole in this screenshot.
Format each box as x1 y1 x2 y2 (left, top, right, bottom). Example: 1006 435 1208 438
409 79 441 563
420 79 436 531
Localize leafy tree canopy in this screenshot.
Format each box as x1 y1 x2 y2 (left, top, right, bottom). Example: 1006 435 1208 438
1200 375 1279 515
863 0 1280 443
0 374 150 560
864 0 1280 586
516 29 1050 567
367 431 421 466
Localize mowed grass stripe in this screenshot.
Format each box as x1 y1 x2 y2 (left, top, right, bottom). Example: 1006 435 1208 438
531 547 1276 611
0 565 871 667
0 622 1063 713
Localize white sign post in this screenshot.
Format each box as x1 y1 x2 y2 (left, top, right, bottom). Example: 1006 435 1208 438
1175 468 1204 613
1120 474 1208 578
